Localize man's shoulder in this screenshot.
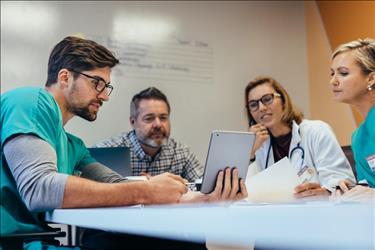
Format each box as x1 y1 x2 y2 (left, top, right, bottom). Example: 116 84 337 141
2 86 41 96
94 131 131 148
166 137 191 151
2 87 50 105
2 87 58 116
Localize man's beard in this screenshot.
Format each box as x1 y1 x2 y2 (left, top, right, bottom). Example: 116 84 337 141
67 100 103 122
136 128 169 148
68 105 97 121
67 83 102 121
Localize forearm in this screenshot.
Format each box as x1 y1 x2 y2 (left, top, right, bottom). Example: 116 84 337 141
4 134 189 210
62 175 152 208
80 162 127 183
314 124 356 187
4 135 151 210
63 172 190 207
315 147 356 188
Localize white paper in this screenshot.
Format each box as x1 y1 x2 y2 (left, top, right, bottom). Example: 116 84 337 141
125 176 148 181
245 157 301 203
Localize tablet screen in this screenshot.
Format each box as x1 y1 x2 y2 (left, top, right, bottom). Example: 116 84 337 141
200 130 255 194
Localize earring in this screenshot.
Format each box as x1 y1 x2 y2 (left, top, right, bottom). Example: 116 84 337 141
367 83 375 91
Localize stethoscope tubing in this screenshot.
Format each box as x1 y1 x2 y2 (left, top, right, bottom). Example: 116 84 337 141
264 129 305 169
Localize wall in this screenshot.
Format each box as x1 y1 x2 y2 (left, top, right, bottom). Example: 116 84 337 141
304 2 356 145
1 1 309 163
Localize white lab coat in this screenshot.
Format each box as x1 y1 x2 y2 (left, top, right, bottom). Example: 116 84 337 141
250 119 356 191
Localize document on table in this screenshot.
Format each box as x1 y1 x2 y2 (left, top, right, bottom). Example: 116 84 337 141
245 157 301 203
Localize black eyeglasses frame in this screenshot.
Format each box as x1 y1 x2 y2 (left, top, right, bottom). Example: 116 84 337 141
69 69 113 96
247 93 281 112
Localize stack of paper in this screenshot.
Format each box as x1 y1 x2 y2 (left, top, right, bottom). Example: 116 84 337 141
245 157 301 203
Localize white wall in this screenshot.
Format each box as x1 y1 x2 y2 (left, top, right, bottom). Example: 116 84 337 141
1 1 308 163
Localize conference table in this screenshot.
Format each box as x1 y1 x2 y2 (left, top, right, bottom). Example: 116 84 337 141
45 201 375 249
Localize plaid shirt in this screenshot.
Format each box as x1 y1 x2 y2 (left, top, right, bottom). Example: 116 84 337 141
94 130 203 182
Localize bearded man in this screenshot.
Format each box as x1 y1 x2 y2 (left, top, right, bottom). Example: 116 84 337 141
95 87 203 182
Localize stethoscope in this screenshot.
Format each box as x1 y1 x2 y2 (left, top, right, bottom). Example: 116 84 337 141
264 129 305 169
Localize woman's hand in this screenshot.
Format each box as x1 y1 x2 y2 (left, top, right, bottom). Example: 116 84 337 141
249 124 269 158
337 179 355 193
294 182 330 199
331 181 374 202
339 185 375 202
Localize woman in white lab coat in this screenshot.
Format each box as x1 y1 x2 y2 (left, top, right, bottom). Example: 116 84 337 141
245 76 355 198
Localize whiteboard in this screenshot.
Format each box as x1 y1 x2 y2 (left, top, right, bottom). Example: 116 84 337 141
1 1 309 163
89 34 213 85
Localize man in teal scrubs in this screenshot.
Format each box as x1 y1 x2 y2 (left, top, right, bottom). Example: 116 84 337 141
1 36 247 249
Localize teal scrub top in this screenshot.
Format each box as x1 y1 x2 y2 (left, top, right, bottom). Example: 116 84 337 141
1 87 96 235
352 105 375 187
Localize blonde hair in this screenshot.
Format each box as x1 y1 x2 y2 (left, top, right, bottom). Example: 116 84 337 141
332 38 375 75
244 76 303 126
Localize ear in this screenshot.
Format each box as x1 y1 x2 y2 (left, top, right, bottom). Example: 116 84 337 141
367 72 375 91
368 72 375 84
129 116 136 128
57 69 70 88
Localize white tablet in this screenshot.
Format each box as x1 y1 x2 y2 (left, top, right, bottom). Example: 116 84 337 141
200 130 256 194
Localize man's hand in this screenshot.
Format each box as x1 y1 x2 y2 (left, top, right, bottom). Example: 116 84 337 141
294 182 330 199
180 167 248 203
208 167 248 201
145 173 188 204
249 124 269 159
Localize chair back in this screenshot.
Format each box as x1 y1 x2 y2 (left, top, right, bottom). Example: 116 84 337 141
341 145 357 179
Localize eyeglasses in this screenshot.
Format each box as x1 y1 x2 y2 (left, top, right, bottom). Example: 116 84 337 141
70 69 113 96
247 93 281 112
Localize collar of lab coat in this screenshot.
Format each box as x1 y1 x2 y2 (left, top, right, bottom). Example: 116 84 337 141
290 120 302 150
256 120 303 169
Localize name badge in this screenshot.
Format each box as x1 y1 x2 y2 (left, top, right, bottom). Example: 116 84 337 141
366 154 375 172
297 166 317 183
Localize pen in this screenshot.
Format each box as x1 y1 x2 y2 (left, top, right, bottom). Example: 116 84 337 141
186 182 196 191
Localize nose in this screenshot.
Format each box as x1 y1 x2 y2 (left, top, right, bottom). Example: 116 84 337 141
258 101 267 111
152 117 162 127
330 74 338 86
98 90 110 102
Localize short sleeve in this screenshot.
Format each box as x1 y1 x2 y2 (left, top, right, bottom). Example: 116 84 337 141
66 133 97 171
1 88 61 149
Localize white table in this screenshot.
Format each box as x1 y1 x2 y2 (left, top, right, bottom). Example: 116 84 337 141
45 201 375 249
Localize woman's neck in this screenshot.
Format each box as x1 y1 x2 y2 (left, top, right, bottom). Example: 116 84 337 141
269 123 291 137
352 92 375 119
